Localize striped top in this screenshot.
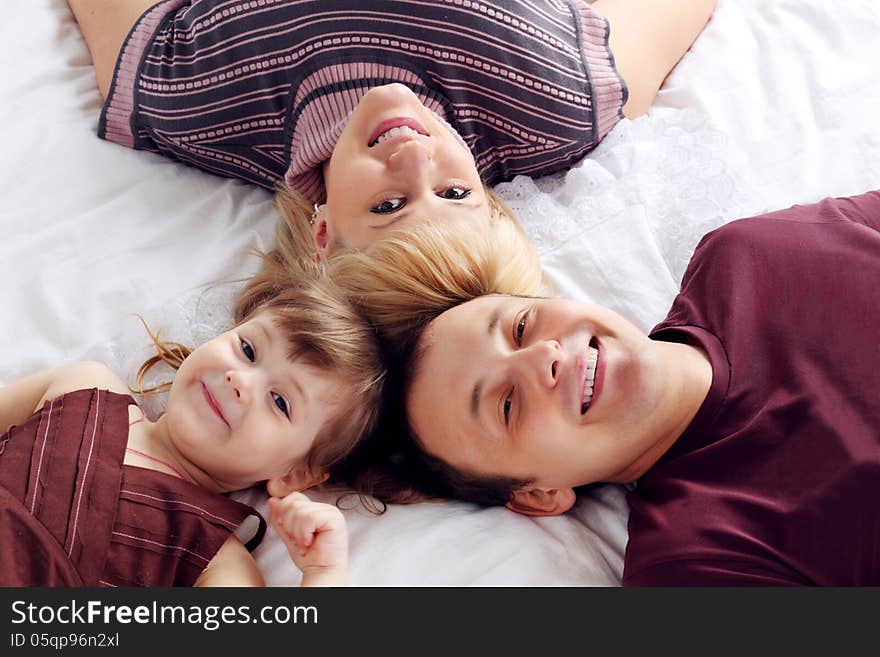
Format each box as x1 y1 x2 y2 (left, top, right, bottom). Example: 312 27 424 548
99 0 626 201
0 389 265 587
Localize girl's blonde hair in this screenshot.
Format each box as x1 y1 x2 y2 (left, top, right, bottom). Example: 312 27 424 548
136 259 386 479
324 218 550 509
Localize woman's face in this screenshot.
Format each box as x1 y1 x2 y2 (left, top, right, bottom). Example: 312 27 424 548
407 295 702 494
320 84 490 251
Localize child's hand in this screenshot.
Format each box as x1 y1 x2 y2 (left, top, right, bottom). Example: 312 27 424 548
268 492 348 586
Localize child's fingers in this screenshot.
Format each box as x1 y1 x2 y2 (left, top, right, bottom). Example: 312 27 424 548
269 495 344 553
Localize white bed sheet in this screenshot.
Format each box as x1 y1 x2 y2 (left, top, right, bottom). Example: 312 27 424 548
2 0 879 586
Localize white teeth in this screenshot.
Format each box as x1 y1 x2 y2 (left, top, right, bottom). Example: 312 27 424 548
581 345 599 414
372 125 421 145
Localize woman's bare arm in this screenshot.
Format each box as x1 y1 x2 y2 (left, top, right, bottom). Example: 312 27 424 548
592 0 717 118
67 0 160 99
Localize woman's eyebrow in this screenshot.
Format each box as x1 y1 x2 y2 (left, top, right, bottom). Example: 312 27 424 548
370 209 410 230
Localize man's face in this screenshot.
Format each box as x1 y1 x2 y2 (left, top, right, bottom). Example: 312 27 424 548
408 295 694 499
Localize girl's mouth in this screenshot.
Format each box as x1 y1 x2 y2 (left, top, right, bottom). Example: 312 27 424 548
202 383 229 426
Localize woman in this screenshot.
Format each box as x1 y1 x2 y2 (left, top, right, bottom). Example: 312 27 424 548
68 0 716 259
329 191 880 585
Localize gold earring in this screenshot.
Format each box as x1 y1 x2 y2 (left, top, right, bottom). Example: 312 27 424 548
309 203 319 226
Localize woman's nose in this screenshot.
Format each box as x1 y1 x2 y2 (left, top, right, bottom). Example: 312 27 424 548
386 139 432 174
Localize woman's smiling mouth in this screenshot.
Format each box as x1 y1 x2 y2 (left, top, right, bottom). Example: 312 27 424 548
368 117 429 147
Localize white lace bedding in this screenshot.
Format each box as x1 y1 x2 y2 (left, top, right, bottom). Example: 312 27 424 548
3 0 878 586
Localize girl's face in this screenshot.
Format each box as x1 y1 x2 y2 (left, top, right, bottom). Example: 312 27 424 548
407 295 706 496
165 312 346 492
320 83 491 251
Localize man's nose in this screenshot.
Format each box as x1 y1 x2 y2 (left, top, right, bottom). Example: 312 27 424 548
513 340 561 389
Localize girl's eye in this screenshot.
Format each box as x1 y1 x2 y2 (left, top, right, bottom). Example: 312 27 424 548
439 186 471 200
371 197 406 214
272 392 290 418
503 390 513 427
240 338 255 362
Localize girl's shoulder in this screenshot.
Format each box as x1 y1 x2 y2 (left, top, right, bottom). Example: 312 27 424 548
39 361 133 409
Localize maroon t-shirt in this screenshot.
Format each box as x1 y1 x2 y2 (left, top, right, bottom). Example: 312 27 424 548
623 191 880 586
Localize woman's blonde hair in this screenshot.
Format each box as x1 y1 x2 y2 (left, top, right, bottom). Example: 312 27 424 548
136 259 386 479
327 216 549 351
270 180 538 262
324 218 550 509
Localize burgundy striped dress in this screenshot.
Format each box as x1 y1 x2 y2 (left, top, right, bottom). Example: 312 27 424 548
0 389 265 587
98 0 627 200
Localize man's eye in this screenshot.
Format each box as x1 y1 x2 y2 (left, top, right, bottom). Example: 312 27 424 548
272 392 289 418
503 390 513 426
240 338 255 362
371 197 406 214
515 314 528 346
439 186 471 200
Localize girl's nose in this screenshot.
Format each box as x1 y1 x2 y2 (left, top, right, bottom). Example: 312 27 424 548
226 370 252 404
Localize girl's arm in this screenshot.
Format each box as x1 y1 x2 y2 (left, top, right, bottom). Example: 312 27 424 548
194 492 351 588
194 537 266 587
1 361 129 432
269 493 349 587
592 0 717 118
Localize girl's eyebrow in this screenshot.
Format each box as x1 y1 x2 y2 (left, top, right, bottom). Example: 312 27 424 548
258 319 306 407
255 321 272 345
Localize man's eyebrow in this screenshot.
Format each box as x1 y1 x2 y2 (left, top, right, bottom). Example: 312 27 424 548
470 381 482 422
488 306 501 336
470 306 503 421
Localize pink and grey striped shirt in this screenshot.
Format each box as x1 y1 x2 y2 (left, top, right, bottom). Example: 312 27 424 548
100 0 626 201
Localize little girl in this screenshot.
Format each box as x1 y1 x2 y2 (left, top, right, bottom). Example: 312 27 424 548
0 275 385 587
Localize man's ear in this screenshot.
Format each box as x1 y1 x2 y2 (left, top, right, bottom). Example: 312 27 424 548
506 486 576 516
312 204 329 260
266 468 329 497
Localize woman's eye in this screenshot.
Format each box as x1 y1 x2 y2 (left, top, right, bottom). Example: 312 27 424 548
439 186 471 200
272 392 290 418
240 338 255 362
371 197 406 214
503 390 513 426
